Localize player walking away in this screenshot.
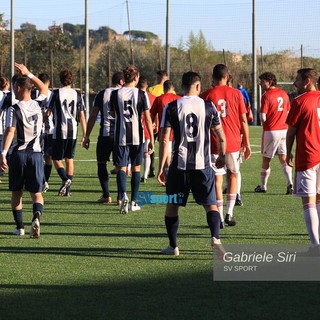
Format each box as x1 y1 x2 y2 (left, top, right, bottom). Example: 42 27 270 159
151 80 181 180
202 64 251 227
0 63 48 238
136 76 156 183
109 65 154 214
254 72 293 194
237 83 253 123
286 68 320 253
47 69 86 196
82 71 124 204
32 73 54 192
158 71 226 256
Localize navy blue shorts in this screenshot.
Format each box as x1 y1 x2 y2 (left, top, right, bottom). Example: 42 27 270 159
165 166 216 206
43 133 53 157
96 136 114 162
113 144 144 167
9 151 44 193
52 138 77 160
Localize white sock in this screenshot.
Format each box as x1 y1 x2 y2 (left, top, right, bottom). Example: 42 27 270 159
316 202 320 241
260 168 270 190
226 194 236 217
217 199 224 222
237 171 242 195
143 156 151 179
282 163 293 186
303 203 320 247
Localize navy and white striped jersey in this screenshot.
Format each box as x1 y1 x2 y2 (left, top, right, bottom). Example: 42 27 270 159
5 99 44 152
161 96 220 170
110 87 150 146
49 88 85 139
0 90 10 136
33 89 54 134
93 87 117 138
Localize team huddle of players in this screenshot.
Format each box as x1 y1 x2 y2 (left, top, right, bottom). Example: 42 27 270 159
1 63 320 256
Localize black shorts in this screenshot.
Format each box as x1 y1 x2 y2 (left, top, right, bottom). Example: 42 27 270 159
9 151 44 193
113 144 144 167
52 138 77 160
166 166 216 206
96 136 114 162
43 133 53 157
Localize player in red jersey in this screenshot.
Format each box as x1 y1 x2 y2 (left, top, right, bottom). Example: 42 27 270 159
202 64 251 226
286 68 320 252
151 80 181 177
254 72 293 194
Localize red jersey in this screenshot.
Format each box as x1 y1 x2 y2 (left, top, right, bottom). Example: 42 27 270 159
286 90 320 171
142 92 156 140
151 92 181 140
202 85 246 153
260 87 290 131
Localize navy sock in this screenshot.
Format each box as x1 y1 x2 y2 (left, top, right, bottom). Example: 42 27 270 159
207 210 220 239
33 203 43 221
98 163 109 197
165 215 179 248
117 170 127 197
44 164 52 182
57 167 68 181
13 209 24 229
131 171 140 202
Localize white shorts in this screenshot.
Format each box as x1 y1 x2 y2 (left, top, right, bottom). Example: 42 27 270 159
294 163 320 197
211 151 241 174
211 154 226 175
262 129 287 158
143 139 150 153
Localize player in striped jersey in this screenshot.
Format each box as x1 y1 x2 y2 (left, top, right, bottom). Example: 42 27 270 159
0 63 48 238
109 65 154 214
47 69 87 196
83 71 125 204
158 71 226 256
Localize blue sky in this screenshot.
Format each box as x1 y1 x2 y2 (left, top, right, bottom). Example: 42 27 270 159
2 0 320 57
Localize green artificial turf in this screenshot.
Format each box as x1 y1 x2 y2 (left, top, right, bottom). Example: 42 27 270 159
0 125 319 320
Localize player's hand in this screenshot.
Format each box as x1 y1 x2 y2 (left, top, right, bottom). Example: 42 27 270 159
242 145 251 160
286 153 294 167
0 155 8 172
15 63 30 76
157 169 166 186
81 137 90 149
147 141 154 155
215 155 225 169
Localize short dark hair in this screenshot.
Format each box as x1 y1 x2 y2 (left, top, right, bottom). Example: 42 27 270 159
157 70 168 79
182 71 201 91
137 75 148 89
212 64 228 81
259 72 277 86
15 76 33 91
112 71 124 86
297 68 318 86
60 69 74 86
123 65 139 84
0 76 9 90
38 73 50 84
163 80 174 92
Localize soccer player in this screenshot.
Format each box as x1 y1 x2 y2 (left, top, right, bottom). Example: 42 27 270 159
32 73 54 192
286 68 320 252
147 70 169 97
0 63 47 238
150 80 181 178
0 77 10 152
158 71 226 256
254 72 293 194
82 71 124 204
137 76 156 183
201 64 251 226
109 65 154 214
47 69 87 196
